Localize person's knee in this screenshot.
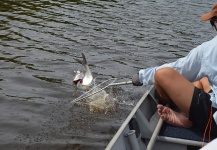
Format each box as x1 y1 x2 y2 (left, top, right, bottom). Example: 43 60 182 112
154 67 175 82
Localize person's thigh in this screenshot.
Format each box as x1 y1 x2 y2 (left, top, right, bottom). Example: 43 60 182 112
154 67 195 117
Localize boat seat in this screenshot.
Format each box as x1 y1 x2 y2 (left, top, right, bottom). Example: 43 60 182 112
145 119 214 150
152 100 216 147
145 106 216 149
159 123 216 143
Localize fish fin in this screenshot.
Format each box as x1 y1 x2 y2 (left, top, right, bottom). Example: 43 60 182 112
81 53 87 65
74 58 83 65
74 53 87 66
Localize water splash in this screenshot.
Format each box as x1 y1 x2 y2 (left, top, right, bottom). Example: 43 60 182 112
71 78 117 113
87 87 116 113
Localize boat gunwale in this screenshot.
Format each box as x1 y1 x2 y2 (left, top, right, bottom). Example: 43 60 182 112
105 85 155 150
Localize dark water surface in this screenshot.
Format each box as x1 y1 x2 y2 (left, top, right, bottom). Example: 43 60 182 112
0 0 216 149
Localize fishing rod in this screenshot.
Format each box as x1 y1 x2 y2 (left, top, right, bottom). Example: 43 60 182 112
109 80 132 86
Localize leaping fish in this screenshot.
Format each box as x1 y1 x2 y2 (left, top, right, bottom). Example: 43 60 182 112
73 53 93 90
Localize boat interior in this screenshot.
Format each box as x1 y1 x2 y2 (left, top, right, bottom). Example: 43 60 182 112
106 85 215 150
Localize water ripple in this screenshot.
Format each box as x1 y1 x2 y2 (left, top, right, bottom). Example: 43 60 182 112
0 0 216 149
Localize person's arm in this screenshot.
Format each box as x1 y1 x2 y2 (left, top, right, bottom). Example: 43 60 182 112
138 41 209 85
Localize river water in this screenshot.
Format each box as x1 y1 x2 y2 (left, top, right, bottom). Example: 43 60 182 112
0 0 216 149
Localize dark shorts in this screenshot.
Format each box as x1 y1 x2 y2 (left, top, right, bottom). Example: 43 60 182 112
189 87 217 136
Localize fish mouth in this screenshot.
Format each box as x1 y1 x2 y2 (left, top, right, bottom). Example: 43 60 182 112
73 79 82 85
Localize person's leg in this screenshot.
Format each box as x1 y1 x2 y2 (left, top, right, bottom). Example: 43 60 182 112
154 85 176 106
192 77 211 93
154 67 195 128
154 67 195 117
157 104 193 128
200 77 211 93
156 77 204 107
193 80 203 89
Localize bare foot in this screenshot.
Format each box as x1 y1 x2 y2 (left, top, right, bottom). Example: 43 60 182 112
157 104 193 128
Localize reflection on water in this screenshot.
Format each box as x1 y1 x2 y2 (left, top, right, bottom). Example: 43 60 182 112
0 0 216 149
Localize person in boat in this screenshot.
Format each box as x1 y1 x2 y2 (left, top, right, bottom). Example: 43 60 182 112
132 3 217 137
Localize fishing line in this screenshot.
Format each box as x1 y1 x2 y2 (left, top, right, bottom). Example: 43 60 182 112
71 78 117 103
71 78 132 104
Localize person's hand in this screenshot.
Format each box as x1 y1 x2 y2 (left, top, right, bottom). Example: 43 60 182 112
132 73 143 86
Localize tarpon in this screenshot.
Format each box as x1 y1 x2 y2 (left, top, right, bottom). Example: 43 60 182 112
73 53 93 90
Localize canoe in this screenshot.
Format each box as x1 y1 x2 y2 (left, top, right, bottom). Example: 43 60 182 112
105 85 214 150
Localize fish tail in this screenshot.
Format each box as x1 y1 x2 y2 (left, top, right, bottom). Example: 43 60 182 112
74 53 87 66
81 53 87 65
74 58 83 64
